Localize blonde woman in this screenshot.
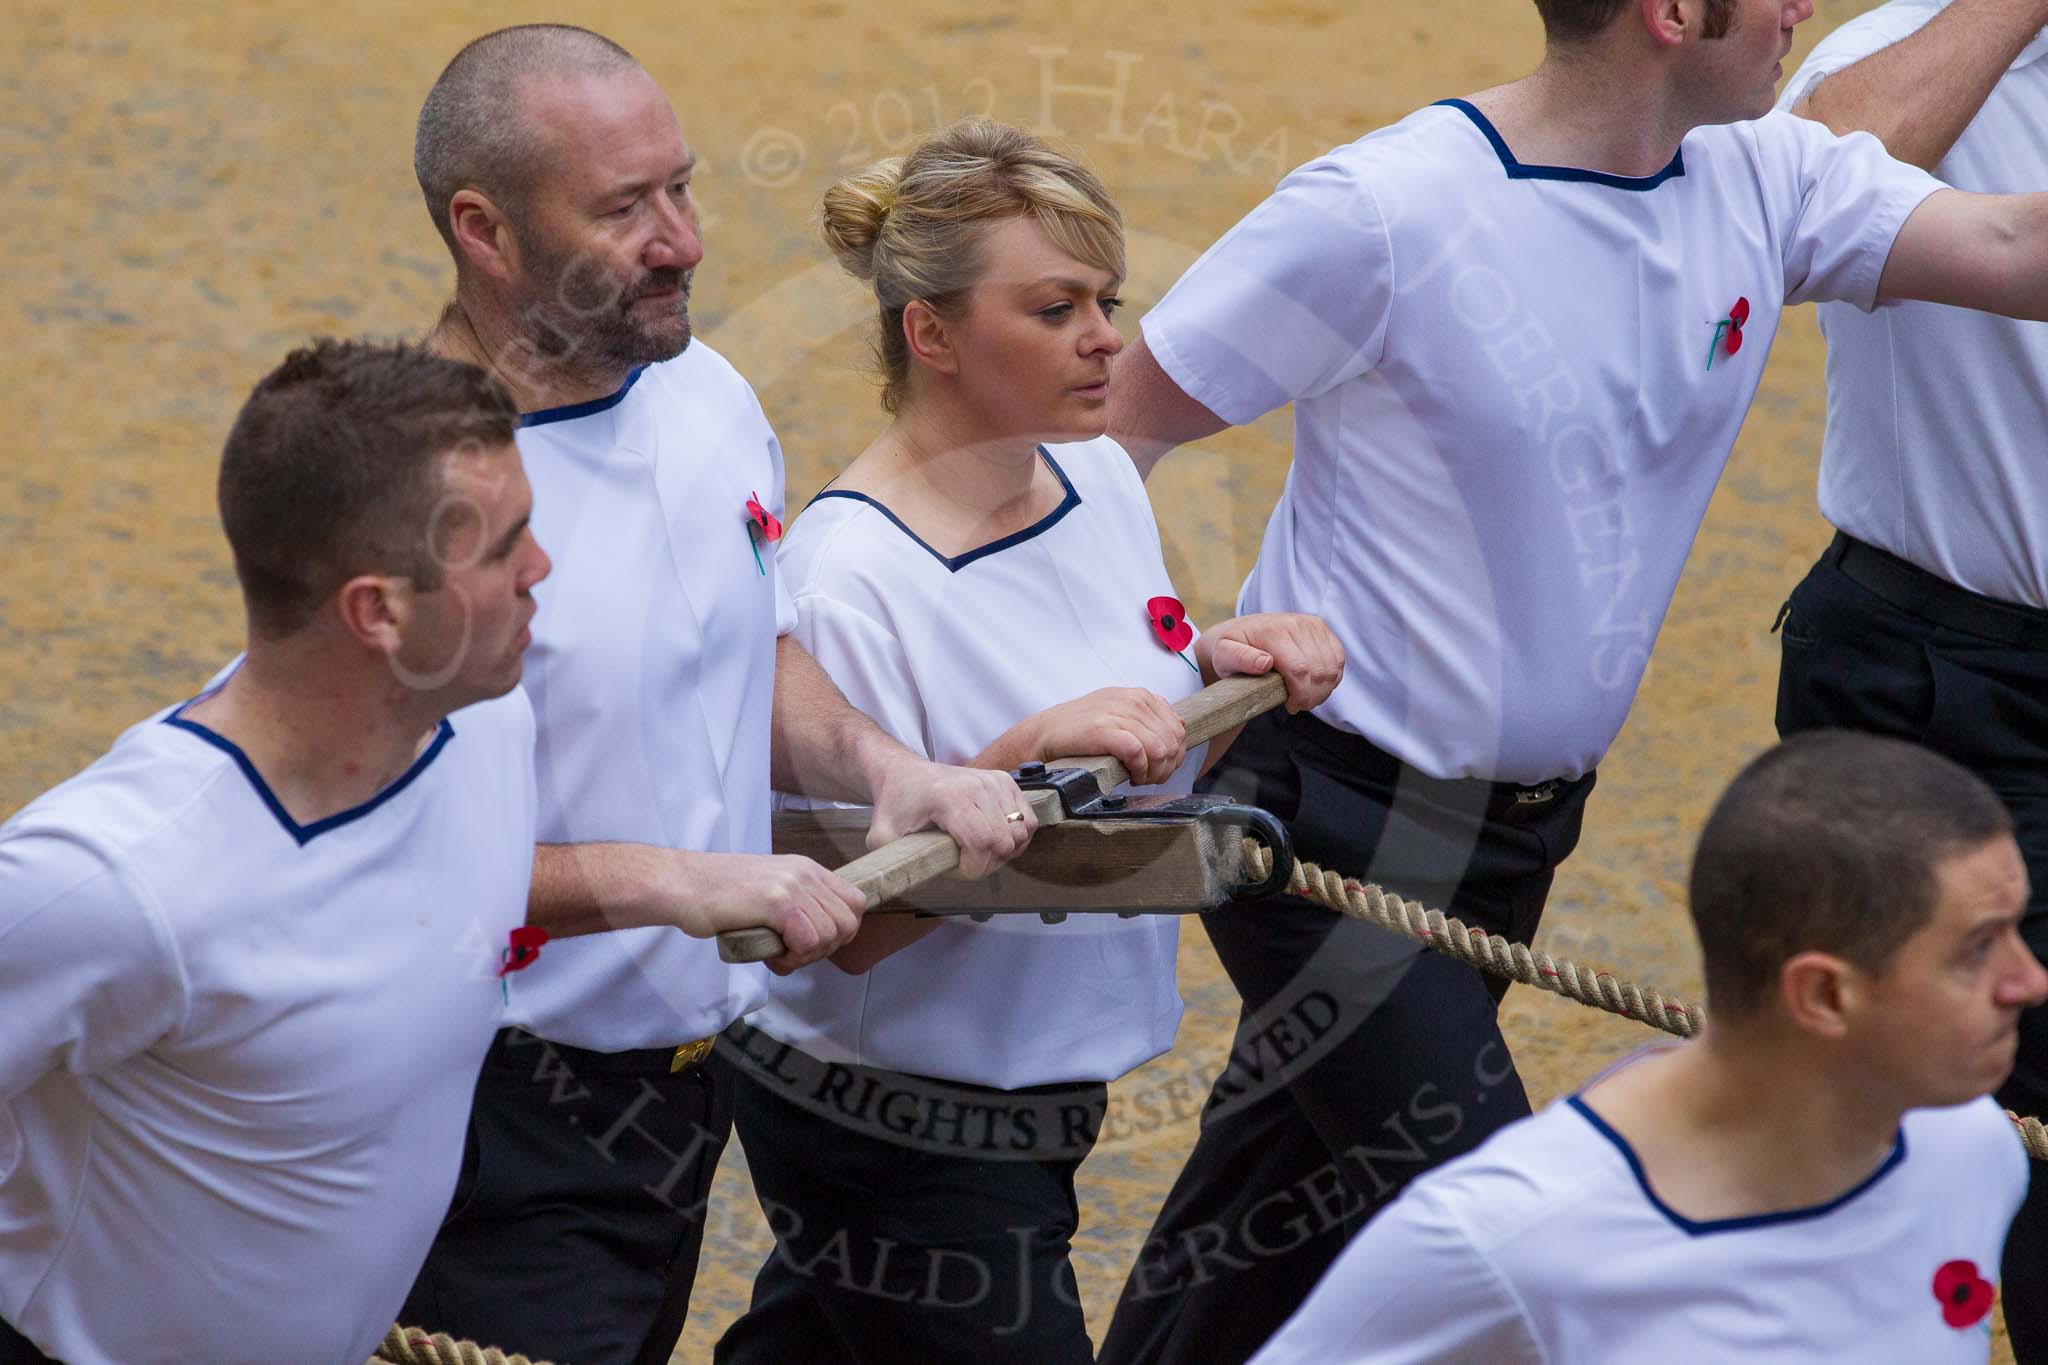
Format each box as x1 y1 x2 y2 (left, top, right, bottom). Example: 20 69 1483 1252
715 121 1341 1362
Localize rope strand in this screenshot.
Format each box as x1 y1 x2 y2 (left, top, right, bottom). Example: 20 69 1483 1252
371 1325 553 1365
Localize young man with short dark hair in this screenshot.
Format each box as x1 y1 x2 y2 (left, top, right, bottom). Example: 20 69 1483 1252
0 340 550 1365
1252 732 2046 1363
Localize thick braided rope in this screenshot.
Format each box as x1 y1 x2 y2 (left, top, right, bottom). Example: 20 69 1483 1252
371 1326 553 1365
1243 841 2048 1162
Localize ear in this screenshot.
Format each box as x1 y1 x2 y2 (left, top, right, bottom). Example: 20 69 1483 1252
902 300 960 379
1639 0 1688 47
448 189 518 281
1777 950 1858 1040
334 575 412 658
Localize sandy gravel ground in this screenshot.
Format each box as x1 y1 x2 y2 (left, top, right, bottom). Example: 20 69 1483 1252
10 1 2008 1359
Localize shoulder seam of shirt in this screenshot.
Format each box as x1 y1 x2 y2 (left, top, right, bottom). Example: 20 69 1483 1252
6 746 242 908
103 851 194 1043
789 582 899 643
1460 1218 1553 1365
0 776 206 1069
787 564 936 761
1353 170 1396 375
784 495 909 607
1337 1180 1555 1358
0 853 181 1039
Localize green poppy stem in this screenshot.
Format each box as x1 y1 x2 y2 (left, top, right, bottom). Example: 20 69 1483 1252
748 523 765 576
1179 650 1202 675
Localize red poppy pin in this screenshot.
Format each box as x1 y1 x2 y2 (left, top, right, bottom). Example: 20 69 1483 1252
1933 1259 1995 1330
1146 596 1202 675
1707 297 1750 371
744 492 783 576
497 925 549 1001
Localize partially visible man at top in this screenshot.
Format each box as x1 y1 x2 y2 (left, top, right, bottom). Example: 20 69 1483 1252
0 340 552 1365
1252 732 2046 1363
1098 0 2048 1358
1772 0 2048 1355
395 26 1036 1365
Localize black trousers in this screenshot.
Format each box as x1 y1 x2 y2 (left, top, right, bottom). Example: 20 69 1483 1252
0 1319 56 1365
1777 542 2048 1362
400 1027 733 1365
1098 709 1594 1365
716 1024 1104 1364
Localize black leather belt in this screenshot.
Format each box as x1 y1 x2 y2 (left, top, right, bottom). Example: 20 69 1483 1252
1824 532 2048 650
1287 711 1592 824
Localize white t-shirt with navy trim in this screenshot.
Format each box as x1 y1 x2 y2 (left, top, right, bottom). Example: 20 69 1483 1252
1250 1080 2022 1364
0 681 537 1365
1781 1 2048 609
1144 101 1943 783
751 438 1201 1089
507 343 796 1051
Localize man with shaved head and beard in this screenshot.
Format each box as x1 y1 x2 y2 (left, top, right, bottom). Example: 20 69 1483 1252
397 26 1036 1364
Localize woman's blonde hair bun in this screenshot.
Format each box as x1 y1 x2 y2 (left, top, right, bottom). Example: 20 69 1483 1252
818 156 907 283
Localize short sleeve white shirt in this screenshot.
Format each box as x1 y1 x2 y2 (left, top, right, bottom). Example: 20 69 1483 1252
1781 1 2048 608
0 681 537 1365
1145 103 1942 782
508 343 794 1050
750 439 1200 1089
1251 1086 2023 1364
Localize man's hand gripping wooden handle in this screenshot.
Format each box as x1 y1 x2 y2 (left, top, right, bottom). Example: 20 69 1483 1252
717 673 1289 964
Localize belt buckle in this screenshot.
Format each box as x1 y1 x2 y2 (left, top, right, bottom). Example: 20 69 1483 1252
670 1036 716 1073
1513 780 1562 806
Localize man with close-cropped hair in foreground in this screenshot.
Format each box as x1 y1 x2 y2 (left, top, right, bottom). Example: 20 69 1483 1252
0 340 552 1365
1253 731 2046 1363
1770 1 2048 1354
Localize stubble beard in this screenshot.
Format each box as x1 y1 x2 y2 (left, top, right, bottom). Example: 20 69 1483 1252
520 231 695 375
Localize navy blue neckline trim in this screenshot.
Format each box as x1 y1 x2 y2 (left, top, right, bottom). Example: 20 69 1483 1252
162 709 457 848
520 367 646 427
1568 1095 1907 1236
1436 99 1685 190
807 447 1081 573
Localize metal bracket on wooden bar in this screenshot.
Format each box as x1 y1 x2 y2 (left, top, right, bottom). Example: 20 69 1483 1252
998 761 1296 922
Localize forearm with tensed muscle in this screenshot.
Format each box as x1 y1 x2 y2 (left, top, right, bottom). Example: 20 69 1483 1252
1880 188 2048 319
769 635 913 802
1108 334 1230 481
1796 0 2048 172
527 841 674 938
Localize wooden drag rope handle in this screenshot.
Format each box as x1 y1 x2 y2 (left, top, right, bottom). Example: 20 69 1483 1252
715 673 1290 965
1254 845 2048 1162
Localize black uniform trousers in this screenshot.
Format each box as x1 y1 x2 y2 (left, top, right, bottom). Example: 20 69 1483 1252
0 1320 56 1364
400 1027 733 1365
1776 535 2048 1363
715 1027 1102 1364
1097 708 1594 1365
